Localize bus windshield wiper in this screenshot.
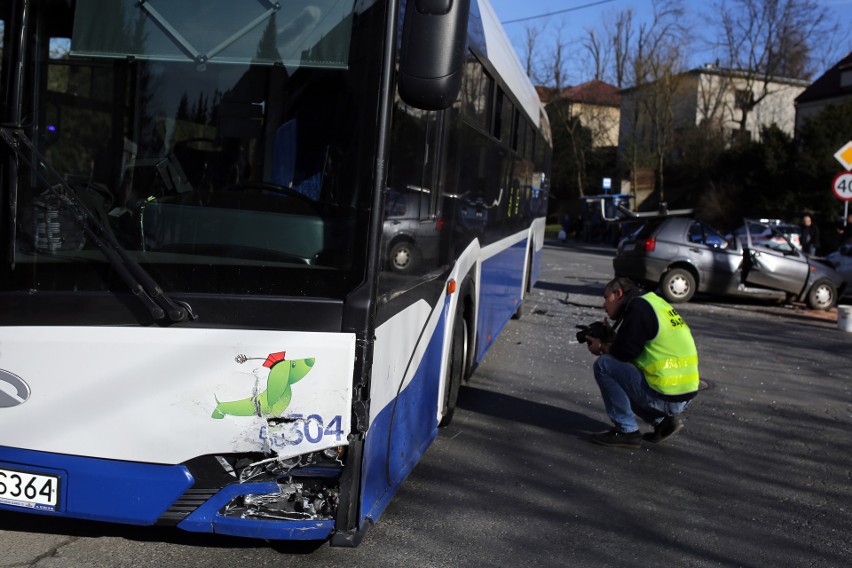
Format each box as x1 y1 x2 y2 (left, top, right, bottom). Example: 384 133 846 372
0 127 196 323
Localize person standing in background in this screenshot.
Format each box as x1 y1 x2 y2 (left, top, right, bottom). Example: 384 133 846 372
839 213 852 246
800 214 820 256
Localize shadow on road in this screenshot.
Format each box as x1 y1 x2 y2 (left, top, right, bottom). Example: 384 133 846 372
535 279 602 298
544 240 617 258
0 509 322 553
457 385 608 438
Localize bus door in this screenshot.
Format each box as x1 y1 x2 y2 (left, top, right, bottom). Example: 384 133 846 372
361 100 448 523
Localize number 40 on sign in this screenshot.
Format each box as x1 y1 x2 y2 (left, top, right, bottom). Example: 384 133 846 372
832 172 852 201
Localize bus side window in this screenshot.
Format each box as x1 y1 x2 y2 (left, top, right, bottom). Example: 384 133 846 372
493 88 513 142
380 97 442 280
461 55 492 132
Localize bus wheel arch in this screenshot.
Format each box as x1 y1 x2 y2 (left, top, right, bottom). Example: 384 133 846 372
459 278 476 383
512 245 534 320
439 278 475 427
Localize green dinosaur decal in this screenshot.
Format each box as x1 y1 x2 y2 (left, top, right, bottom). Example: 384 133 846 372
212 351 315 419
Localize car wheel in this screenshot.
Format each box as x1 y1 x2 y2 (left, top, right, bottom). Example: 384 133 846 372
388 240 416 273
806 279 836 310
660 268 696 303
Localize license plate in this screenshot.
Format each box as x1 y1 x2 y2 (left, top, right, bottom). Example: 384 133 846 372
622 243 636 251
0 467 60 511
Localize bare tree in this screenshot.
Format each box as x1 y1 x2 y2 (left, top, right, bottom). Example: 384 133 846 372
620 0 690 202
541 20 624 199
522 23 545 80
542 22 570 91
583 27 611 82
577 8 634 87
711 0 836 133
611 9 635 89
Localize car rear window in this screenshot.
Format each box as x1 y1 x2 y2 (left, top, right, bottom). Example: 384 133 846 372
631 220 663 240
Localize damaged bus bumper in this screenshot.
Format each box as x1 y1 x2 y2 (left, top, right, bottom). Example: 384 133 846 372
0 446 344 541
177 481 337 540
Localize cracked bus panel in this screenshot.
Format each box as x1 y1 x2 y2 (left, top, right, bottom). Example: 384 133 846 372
210 352 348 460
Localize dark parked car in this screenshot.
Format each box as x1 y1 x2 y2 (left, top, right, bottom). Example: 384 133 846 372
613 215 845 310
825 244 852 297
382 187 442 274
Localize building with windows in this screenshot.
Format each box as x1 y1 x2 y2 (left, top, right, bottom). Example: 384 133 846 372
537 79 621 149
618 65 808 153
795 52 852 135
616 66 808 199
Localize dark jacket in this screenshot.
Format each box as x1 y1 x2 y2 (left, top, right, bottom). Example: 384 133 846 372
800 224 820 252
609 287 656 362
841 224 852 246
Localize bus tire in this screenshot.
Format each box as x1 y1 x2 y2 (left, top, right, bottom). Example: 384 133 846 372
511 300 523 320
439 305 467 427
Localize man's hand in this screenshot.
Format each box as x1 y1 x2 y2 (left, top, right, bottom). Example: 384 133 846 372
586 336 610 356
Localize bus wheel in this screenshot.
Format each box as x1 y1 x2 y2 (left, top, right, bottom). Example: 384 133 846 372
511 299 523 320
439 307 467 427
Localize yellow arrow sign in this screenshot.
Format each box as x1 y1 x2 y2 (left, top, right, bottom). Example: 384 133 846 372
834 141 852 171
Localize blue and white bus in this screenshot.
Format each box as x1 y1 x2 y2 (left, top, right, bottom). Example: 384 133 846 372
0 0 551 546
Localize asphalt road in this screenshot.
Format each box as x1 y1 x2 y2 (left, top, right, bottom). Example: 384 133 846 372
2 241 851 567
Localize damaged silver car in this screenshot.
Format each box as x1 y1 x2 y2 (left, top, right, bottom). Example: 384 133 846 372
614 214 845 309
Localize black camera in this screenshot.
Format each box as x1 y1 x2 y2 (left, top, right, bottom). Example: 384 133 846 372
576 321 613 344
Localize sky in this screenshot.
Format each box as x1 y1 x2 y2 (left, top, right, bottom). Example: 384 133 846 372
488 0 852 86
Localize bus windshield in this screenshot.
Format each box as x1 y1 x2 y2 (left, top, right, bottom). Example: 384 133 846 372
1 0 383 299
71 0 354 69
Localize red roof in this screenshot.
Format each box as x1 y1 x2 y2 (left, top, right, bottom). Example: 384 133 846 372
535 85 561 104
539 79 621 107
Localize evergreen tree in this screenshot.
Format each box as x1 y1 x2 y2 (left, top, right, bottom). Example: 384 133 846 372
795 98 852 247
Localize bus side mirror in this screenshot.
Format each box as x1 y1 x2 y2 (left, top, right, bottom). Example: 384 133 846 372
399 0 470 111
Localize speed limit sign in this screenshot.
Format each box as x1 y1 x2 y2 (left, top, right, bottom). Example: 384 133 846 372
833 172 852 201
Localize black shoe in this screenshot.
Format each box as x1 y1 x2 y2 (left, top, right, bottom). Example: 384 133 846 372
642 415 684 444
590 428 642 448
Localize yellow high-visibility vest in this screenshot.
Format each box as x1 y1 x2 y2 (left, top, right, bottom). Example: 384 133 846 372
634 292 700 395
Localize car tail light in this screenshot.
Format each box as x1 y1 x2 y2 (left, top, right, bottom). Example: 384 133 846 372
435 218 445 231
644 237 656 252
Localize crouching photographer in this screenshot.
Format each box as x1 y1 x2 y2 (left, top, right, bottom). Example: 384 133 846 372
584 277 700 449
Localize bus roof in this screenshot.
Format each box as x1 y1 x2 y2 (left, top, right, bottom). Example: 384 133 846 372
473 0 550 137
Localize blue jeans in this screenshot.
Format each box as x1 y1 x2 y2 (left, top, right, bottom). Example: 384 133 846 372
593 355 690 432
